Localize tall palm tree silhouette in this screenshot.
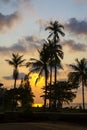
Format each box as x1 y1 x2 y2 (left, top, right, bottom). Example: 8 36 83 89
43 39 63 107
45 21 65 84
6 53 25 89
68 58 87 110
26 49 49 107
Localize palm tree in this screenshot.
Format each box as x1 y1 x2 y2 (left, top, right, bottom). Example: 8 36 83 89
26 49 49 107
6 53 25 89
45 20 65 43
43 40 63 107
45 21 65 84
68 58 87 110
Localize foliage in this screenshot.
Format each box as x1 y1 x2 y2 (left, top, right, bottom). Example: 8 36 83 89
26 48 49 107
68 58 87 109
0 75 34 112
18 75 34 110
41 81 79 109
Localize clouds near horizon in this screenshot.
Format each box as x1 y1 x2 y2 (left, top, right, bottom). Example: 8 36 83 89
0 36 42 55
3 72 26 80
62 39 87 52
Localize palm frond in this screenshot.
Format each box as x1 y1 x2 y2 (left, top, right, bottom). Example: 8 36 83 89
35 67 44 85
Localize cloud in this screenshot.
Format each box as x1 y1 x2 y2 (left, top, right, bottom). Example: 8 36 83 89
3 72 26 80
0 36 42 55
62 39 87 52
0 11 21 32
0 0 33 13
65 18 87 36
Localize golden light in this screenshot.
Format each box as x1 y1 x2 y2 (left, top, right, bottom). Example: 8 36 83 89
32 103 43 107
30 73 45 87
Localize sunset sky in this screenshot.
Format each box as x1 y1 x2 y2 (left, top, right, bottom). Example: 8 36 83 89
0 0 87 104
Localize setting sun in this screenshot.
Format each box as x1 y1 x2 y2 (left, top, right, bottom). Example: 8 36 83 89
32 103 43 107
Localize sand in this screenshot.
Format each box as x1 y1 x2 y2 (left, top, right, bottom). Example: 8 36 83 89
0 122 87 130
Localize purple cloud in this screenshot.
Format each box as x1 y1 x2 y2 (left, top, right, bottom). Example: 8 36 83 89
65 18 87 36
0 36 42 54
0 11 21 31
62 39 87 52
3 72 26 80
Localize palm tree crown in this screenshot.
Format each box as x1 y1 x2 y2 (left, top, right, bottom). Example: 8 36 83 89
45 20 65 43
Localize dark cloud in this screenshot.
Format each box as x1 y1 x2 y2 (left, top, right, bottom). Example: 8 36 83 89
3 72 26 80
24 36 42 46
65 18 87 36
0 36 42 54
62 39 87 52
0 11 21 31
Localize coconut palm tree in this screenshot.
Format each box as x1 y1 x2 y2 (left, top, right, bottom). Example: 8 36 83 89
45 20 65 43
26 49 49 107
45 21 65 84
43 39 63 82
68 58 87 110
43 39 63 107
6 53 25 89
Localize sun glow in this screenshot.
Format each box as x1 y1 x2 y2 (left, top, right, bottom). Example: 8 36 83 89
32 103 43 107
29 73 45 104
30 73 45 87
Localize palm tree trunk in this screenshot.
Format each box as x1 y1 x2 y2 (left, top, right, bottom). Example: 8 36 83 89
44 67 48 108
14 78 17 89
54 63 57 108
82 80 85 110
54 65 57 84
13 78 17 111
49 66 52 108
44 78 47 107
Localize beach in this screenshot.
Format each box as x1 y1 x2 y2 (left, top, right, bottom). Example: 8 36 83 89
0 122 87 130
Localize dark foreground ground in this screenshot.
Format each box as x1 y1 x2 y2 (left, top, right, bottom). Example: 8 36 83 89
0 122 87 130
0 112 87 130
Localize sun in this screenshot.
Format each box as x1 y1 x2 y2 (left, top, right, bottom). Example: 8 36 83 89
32 103 43 107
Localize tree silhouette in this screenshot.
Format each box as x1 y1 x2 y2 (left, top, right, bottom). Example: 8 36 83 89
18 75 34 110
45 21 65 84
42 39 63 107
45 81 78 109
6 53 25 89
5 53 25 110
68 58 87 110
26 49 49 107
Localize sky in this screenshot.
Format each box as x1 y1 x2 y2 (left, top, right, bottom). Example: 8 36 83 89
0 0 87 104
